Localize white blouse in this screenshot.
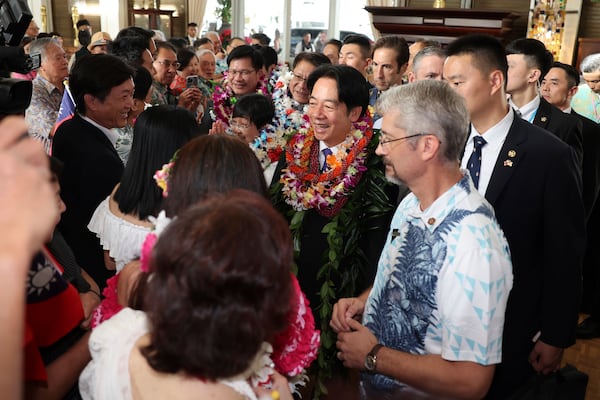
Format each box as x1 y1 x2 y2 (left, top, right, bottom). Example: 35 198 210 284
79 308 260 400
88 196 151 272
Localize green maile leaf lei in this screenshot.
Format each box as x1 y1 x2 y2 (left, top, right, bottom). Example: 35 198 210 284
271 132 395 399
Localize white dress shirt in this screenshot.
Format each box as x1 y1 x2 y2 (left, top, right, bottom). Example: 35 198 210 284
461 109 514 196
81 114 119 147
509 95 540 123
319 141 341 171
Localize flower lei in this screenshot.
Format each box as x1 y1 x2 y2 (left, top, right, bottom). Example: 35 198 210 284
250 127 288 169
249 70 310 170
212 71 270 126
272 70 310 133
272 273 319 378
280 111 373 217
270 120 396 398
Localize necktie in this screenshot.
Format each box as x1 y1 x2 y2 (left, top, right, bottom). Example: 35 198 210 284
467 136 487 189
321 148 333 173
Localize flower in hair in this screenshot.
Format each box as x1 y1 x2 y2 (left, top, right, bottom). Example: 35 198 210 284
140 211 172 273
153 152 178 197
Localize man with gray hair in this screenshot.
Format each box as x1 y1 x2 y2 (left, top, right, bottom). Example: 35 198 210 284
25 37 69 153
571 53 600 123
408 46 446 82
331 80 513 399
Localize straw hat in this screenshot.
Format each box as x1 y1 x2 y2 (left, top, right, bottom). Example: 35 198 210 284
88 32 112 51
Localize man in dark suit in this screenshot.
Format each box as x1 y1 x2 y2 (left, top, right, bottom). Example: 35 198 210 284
52 54 134 289
505 38 583 166
270 65 397 394
542 62 600 339
444 34 585 399
185 22 198 47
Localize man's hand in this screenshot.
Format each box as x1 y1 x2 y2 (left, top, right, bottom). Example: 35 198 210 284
79 291 100 330
79 270 101 329
178 87 203 111
330 297 365 333
529 340 564 374
208 120 227 136
335 318 378 369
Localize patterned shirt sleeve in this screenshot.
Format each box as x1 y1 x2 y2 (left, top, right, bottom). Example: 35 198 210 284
24 77 63 154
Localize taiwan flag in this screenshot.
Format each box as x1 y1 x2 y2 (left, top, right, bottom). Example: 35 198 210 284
51 82 76 141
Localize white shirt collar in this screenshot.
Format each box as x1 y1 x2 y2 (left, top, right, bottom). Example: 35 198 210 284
462 108 514 196
509 95 540 122
80 114 119 147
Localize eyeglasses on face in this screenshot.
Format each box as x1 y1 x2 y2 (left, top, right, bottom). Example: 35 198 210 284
155 60 181 69
230 119 251 129
379 133 425 146
228 69 256 77
292 72 309 82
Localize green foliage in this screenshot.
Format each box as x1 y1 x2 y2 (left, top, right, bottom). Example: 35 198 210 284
215 0 231 24
270 133 395 399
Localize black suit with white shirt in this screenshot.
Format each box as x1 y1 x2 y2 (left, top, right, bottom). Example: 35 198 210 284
465 112 585 398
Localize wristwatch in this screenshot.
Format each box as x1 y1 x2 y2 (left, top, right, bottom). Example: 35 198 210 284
364 343 384 372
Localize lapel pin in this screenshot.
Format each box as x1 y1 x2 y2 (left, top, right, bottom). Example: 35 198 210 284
541 116 547 122
508 150 516 158
503 160 513 167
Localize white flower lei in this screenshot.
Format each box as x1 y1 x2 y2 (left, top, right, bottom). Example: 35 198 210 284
272 71 310 132
249 70 310 170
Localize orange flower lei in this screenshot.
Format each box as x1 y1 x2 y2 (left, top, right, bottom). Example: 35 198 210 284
281 112 373 215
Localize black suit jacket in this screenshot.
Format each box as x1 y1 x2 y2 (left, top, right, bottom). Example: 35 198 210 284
571 110 600 220
571 110 600 314
52 114 124 288
483 115 585 398
534 97 584 168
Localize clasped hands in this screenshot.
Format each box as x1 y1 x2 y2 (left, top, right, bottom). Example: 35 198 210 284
330 297 378 369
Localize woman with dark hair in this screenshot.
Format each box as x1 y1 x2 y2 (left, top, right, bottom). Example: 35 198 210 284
87 105 197 328
80 191 295 399
89 105 198 272
169 48 211 125
164 134 268 217
92 134 267 326
84 134 319 396
169 48 200 96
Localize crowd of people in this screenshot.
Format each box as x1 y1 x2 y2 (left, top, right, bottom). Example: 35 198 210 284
3 16 600 400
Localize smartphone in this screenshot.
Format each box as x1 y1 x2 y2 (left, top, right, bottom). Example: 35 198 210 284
186 75 200 88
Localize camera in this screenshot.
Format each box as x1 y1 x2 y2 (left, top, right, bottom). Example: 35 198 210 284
186 75 200 88
0 0 36 114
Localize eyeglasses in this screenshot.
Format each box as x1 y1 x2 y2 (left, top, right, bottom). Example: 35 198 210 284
230 120 251 129
379 133 425 146
292 72 308 82
155 60 181 69
228 69 256 77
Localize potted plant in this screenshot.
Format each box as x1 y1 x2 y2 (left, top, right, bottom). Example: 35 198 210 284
215 0 231 29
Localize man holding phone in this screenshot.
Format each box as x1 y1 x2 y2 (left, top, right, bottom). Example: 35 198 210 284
151 42 202 112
